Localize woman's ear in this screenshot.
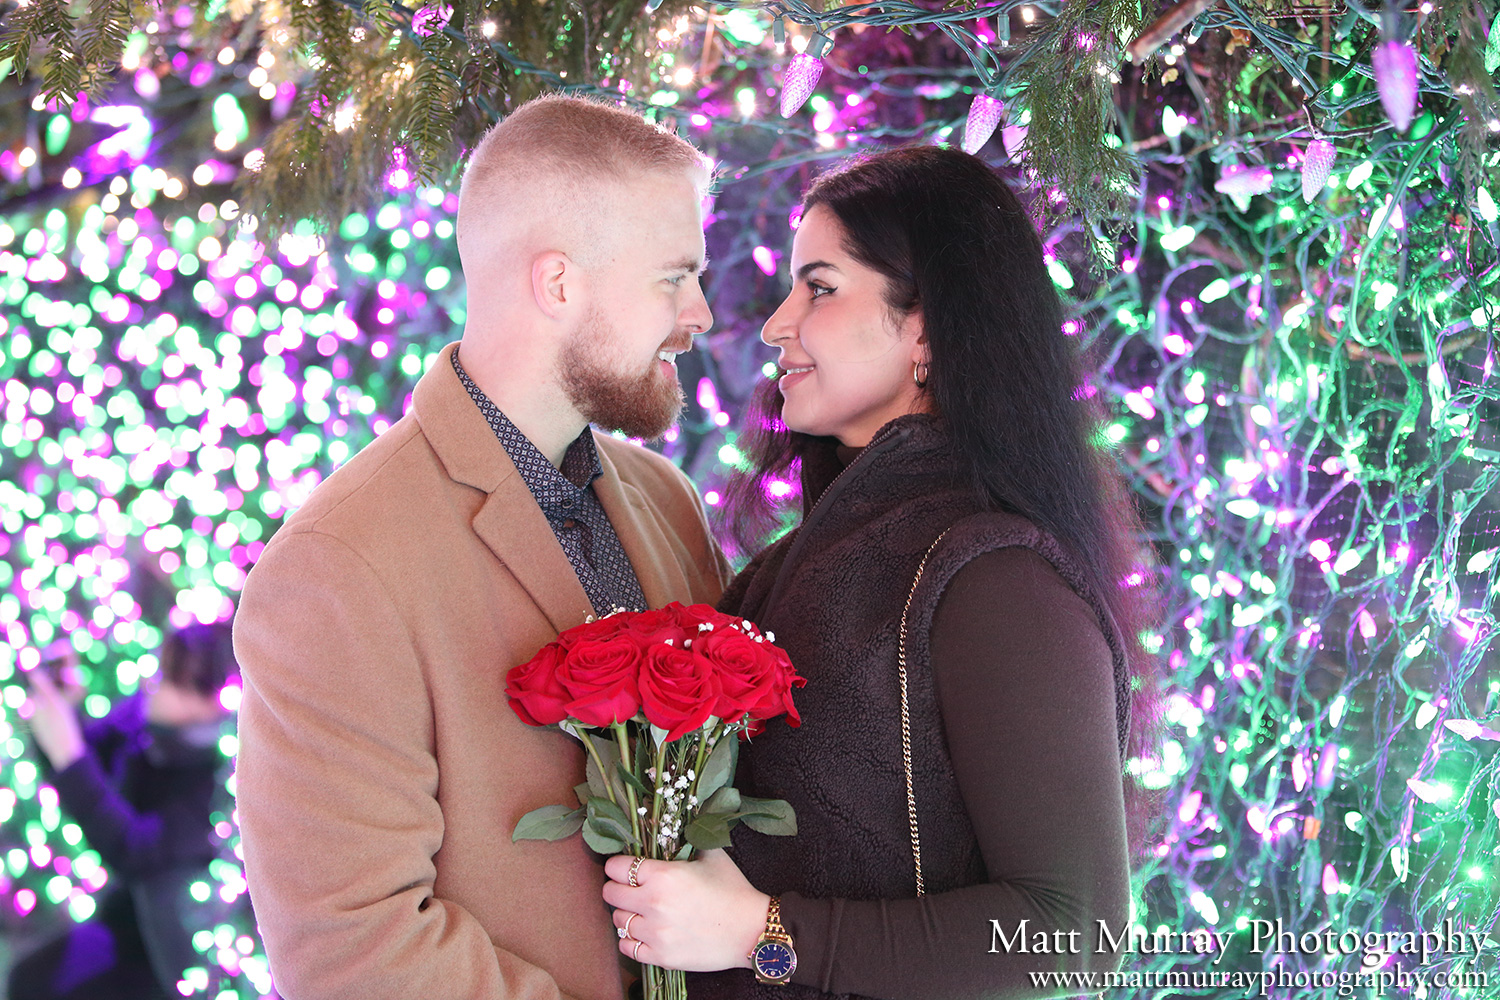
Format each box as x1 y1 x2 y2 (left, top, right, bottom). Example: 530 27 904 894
905 312 929 365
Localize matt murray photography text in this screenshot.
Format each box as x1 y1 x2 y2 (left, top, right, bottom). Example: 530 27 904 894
989 918 1487 966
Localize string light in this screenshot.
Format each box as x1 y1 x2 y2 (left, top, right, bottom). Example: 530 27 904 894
961 93 1005 155
779 52 823 117
1373 38 1419 132
0 6 1496 999
1301 140 1336 203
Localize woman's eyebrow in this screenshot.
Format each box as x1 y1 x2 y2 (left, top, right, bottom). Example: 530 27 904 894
795 261 839 280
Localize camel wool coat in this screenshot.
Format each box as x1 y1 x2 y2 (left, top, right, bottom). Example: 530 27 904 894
232 341 732 1000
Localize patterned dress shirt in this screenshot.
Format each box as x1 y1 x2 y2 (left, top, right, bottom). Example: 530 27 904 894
452 349 649 617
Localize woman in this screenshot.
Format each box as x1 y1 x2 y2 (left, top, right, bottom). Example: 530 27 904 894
602 146 1161 997
13 622 237 1000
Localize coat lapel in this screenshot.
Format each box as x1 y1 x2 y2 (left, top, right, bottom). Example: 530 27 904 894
413 342 594 634
471 476 596 633
591 434 694 611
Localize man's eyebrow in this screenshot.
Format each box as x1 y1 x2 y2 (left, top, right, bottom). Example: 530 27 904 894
662 255 710 273
795 260 839 280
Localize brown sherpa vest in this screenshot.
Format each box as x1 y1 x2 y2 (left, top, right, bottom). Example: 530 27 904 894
690 413 1129 1000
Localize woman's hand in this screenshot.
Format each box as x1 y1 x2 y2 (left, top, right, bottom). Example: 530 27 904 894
602 849 770 972
26 670 86 771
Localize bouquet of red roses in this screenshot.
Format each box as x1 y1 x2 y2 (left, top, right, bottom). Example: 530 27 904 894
506 602 805 1000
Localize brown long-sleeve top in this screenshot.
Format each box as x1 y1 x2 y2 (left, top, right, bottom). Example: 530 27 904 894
774 547 1130 997
692 414 1132 1000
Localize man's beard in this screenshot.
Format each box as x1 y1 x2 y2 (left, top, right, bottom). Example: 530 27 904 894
557 308 685 441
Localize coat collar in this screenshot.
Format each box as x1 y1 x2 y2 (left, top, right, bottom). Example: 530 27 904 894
412 342 689 633
797 413 955 517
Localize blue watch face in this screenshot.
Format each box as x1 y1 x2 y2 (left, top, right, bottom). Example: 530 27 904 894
754 941 796 979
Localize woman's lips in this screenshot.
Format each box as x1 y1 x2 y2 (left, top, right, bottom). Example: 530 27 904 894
778 367 814 391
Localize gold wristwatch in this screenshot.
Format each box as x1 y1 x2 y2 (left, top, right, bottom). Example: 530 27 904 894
749 896 797 985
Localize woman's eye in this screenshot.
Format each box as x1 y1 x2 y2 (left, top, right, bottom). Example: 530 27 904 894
808 282 833 299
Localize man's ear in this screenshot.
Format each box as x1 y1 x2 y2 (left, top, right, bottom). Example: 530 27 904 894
532 251 576 319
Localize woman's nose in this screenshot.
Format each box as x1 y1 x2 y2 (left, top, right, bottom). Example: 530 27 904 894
761 298 796 346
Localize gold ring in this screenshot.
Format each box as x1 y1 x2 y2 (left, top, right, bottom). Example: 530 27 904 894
632 939 644 961
627 856 644 887
623 912 638 939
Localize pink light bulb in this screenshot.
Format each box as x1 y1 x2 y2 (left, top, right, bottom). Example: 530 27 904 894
1214 164 1273 211
1373 39 1418 132
751 245 777 276
1302 139 1335 203
779 54 823 117
1315 744 1338 790
411 2 453 37
961 93 1005 154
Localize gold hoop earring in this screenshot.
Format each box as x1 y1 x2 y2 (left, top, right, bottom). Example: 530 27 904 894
913 362 930 389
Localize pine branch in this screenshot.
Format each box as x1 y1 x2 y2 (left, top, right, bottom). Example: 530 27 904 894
1007 0 1147 270
1442 4 1500 195
400 46 461 182
0 0 78 92
78 0 131 67
40 34 83 102
76 0 134 96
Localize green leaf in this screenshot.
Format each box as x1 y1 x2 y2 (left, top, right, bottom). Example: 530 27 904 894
585 734 624 801
574 782 593 807
701 786 741 816
696 735 737 800
1487 13 1500 75
617 763 652 798
586 796 636 846
673 842 695 861
737 796 798 837
582 824 628 855
512 804 585 842
685 812 733 850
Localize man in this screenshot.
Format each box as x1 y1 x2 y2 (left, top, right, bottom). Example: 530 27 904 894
232 94 731 1000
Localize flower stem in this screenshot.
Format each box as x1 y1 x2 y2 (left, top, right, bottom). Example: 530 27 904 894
581 731 620 810
649 736 668 852
612 722 643 852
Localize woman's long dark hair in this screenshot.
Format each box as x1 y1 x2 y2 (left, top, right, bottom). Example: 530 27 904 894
727 145 1164 855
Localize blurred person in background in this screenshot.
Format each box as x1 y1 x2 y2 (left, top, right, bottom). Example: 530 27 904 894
8 621 237 1000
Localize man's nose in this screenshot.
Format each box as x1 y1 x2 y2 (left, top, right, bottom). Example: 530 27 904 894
682 281 713 335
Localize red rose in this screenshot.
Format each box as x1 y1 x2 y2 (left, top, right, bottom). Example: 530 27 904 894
558 612 632 648
557 637 642 728
694 626 778 722
696 624 805 728
668 602 722 630
505 642 573 727
623 607 689 647
639 642 721 741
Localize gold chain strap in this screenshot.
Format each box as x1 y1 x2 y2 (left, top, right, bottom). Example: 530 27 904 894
898 528 951 897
